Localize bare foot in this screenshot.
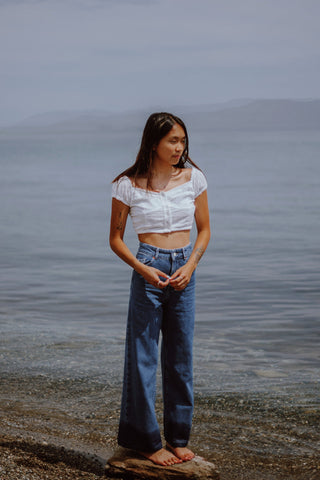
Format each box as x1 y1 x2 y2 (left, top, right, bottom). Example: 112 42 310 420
166 443 195 462
138 447 182 466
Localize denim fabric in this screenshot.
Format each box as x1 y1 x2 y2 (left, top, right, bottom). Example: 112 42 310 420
118 242 195 452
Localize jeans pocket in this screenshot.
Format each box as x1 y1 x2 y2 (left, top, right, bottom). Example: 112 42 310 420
136 252 156 266
178 254 190 267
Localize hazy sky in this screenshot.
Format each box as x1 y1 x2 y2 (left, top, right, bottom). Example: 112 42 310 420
1 0 319 125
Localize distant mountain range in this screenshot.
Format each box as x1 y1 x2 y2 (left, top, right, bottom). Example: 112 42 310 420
184 99 320 131
2 99 320 134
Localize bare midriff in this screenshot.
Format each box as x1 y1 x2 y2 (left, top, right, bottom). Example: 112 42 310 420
138 230 191 249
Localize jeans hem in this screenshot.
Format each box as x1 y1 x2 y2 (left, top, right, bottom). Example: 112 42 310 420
118 439 163 453
166 440 189 448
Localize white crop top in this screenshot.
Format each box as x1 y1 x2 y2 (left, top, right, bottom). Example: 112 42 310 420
111 167 207 234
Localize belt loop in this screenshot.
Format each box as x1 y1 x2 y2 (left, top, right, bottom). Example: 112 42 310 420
154 247 159 259
183 246 186 260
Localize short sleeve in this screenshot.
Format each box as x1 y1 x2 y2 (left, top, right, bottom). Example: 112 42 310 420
111 176 132 206
192 168 207 198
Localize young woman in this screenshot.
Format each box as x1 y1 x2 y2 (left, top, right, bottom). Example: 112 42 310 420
109 112 210 466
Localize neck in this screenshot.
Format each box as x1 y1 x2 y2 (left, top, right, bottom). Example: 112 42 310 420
149 162 177 192
151 160 175 177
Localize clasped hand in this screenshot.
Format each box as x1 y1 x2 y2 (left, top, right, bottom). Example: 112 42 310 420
141 264 193 291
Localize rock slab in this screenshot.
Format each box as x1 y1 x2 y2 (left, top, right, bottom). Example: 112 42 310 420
105 448 220 480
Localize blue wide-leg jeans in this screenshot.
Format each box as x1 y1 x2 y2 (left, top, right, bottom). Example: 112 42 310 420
118 242 195 452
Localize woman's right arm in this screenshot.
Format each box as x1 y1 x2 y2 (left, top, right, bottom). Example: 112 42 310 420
109 197 169 287
109 197 139 268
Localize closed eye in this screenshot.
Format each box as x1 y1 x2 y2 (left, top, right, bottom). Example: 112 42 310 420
169 137 186 144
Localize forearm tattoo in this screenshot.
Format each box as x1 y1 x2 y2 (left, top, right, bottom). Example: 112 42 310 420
193 246 204 265
116 211 124 231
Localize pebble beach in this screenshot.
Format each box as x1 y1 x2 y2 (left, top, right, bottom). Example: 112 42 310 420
1 370 319 480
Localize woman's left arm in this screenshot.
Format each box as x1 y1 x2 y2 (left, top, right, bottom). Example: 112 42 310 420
169 190 211 290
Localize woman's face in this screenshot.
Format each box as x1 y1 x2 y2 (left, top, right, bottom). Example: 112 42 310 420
153 123 186 166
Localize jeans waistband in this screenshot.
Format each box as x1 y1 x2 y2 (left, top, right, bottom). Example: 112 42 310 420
138 242 192 260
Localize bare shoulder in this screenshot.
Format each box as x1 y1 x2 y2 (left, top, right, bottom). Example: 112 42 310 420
173 167 192 179
183 167 192 181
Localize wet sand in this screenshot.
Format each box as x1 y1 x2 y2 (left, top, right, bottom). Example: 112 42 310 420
1 373 319 479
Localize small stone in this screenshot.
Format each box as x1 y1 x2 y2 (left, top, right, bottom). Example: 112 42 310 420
105 447 220 479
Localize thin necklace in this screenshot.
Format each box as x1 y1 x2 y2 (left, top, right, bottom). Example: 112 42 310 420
151 167 177 191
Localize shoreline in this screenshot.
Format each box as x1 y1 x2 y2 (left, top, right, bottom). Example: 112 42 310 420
1 372 319 479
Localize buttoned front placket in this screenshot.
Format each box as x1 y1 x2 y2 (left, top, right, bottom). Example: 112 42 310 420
159 192 172 233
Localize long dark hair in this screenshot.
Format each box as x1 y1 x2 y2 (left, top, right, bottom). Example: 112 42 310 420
113 112 200 188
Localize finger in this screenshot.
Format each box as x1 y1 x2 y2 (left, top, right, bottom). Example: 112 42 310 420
155 276 170 288
169 275 184 286
157 273 170 287
173 278 189 290
169 271 181 281
155 281 168 289
169 273 181 283
156 270 170 280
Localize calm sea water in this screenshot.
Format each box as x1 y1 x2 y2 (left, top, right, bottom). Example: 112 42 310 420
0 128 319 394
